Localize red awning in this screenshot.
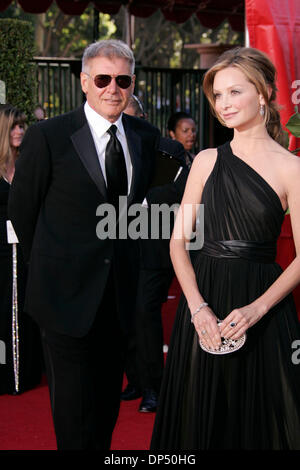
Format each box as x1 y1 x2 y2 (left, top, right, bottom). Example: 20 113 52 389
246 0 300 317
0 0 245 31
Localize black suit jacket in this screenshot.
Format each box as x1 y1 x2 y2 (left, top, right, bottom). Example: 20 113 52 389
139 167 190 270
8 105 160 337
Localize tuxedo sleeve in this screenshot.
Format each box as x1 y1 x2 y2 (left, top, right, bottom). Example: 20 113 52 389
8 124 51 263
146 167 189 206
157 137 186 167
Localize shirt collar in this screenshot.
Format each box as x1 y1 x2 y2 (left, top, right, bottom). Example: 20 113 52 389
84 101 125 139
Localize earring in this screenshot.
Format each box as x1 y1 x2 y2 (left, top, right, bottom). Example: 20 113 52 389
259 104 265 117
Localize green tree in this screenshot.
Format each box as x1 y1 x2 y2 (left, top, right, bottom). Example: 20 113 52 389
0 2 243 65
0 18 36 122
41 5 116 57
111 7 243 68
0 2 116 57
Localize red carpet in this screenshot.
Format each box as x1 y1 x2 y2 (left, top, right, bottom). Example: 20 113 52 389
0 278 181 451
0 376 56 450
0 375 157 451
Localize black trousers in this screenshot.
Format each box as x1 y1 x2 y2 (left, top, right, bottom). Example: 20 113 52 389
125 268 174 393
41 273 126 450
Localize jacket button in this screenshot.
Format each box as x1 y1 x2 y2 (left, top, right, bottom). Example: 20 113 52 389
104 258 110 264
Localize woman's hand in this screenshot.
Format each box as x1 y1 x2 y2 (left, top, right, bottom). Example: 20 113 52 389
192 306 222 350
219 303 266 340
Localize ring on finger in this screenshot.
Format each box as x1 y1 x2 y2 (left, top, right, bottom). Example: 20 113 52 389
201 329 207 335
230 322 237 328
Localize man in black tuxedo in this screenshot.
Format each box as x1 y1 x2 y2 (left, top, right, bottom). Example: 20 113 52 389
8 40 163 450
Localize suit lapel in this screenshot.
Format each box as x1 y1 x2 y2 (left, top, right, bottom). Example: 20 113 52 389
70 109 144 203
122 114 142 205
70 109 107 199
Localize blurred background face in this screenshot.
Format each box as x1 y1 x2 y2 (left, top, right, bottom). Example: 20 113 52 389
124 104 136 116
34 107 45 121
10 123 24 149
124 104 146 119
170 118 196 151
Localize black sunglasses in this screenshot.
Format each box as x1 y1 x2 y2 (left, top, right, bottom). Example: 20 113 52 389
86 73 133 89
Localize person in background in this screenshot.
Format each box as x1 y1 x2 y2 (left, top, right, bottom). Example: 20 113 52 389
151 46 300 450
121 100 197 412
124 94 147 120
0 104 42 395
167 111 197 166
33 104 47 121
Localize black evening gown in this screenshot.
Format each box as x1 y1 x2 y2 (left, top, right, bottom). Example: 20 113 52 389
0 177 42 395
151 142 300 450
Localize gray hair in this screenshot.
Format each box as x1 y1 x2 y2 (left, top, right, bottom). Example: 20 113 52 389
126 95 146 118
82 39 135 74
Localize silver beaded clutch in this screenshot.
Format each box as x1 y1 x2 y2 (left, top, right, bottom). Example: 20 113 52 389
199 319 246 355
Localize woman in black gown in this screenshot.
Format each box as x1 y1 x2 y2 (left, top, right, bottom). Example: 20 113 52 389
151 47 300 450
0 104 42 394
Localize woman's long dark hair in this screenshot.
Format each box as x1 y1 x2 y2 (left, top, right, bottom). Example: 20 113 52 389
0 104 26 178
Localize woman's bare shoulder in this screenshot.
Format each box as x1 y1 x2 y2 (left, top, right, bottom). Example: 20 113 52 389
184 148 218 192
194 147 218 160
274 143 300 173
271 143 300 193
192 147 218 171
272 140 298 160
